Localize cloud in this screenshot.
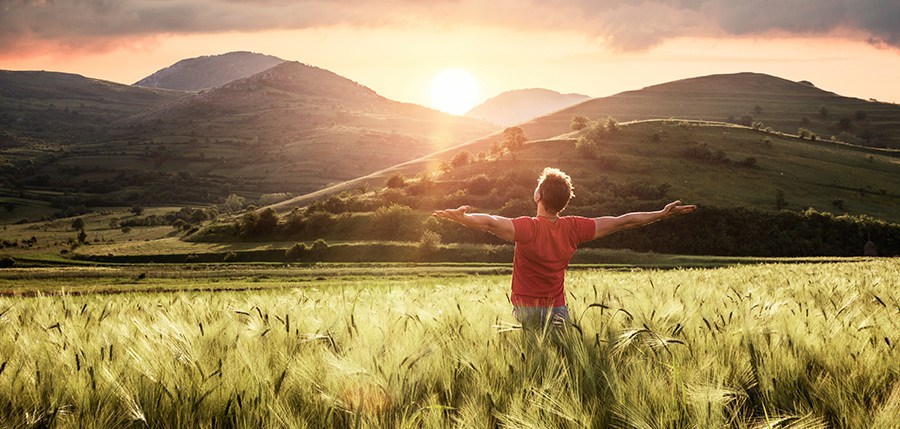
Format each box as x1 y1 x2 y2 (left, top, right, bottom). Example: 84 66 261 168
1 0 899 55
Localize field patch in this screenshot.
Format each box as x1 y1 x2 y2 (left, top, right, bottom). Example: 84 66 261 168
0 260 896 427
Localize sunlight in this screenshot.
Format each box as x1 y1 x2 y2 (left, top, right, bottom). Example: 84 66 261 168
428 68 481 115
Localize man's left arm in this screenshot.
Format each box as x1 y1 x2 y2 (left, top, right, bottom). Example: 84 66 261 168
592 200 696 240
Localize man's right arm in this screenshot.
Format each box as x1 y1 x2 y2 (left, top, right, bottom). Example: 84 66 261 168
432 205 515 242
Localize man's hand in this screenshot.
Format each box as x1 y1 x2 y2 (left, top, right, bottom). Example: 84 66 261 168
661 200 697 218
432 205 470 224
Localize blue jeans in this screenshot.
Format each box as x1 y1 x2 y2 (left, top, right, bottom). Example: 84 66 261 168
513 305 571 329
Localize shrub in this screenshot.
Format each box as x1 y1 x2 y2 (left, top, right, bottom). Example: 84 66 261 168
259 193 293 206
385 174 406 189
797 128 817 140
605 116 620 132
255 208 279 235
418 230 442 256
466 174 493 196
311 239 329 252
571 116 589 131
285 243 309 261
498 199 534 217
451 150 473 168
502 127 527 152
740 157 758 168
373 204 413 238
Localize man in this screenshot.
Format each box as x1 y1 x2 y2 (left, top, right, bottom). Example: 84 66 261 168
432 167 696 328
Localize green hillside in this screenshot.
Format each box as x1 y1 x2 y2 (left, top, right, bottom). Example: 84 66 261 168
265 73 900 213
525 73 900 149
333 119 898 224
0 70 185 144
0 63 496 222
179 118 898 257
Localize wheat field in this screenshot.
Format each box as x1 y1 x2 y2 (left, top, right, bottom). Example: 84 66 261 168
0 260 897 428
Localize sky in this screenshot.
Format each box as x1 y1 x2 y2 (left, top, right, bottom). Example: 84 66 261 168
2 0 900 112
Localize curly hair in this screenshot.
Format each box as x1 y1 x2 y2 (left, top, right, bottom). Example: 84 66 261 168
536 167 574 214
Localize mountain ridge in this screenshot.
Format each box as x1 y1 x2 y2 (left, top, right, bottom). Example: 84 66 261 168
134 51 286 91
465 88 591 126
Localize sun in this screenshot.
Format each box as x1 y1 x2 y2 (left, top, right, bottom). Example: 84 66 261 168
428 68 481 115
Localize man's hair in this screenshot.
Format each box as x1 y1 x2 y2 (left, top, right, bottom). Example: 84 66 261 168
536 167 574 214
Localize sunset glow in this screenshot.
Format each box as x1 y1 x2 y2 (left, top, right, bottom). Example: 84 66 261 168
428 68 482 115
0 2 899 106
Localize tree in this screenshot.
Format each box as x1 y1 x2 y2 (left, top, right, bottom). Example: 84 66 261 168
502 127 527 152
222 194 245 213
571 116 589 131
819 105 829 118
254 208 279 236
451 150 473 168
775 189 789 210
130 204 144 216
71 217 85 231
385 173 406 189
418 230 442 257
285 242 309 261
605 116 620 133
837 117 853 131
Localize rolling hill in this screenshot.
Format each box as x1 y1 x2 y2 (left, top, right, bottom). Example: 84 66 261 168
0 70 185 145
465 88 591 126
0 61 497 222
515 73 900 149
134 51 286 90
267 73 900 216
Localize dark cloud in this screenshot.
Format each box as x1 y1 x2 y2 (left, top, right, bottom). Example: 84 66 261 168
1 0 899 54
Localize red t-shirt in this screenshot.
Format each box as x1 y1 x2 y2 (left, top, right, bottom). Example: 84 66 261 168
510 216 596 307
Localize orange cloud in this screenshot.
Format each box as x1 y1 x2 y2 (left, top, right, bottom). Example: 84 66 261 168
1 0 899 55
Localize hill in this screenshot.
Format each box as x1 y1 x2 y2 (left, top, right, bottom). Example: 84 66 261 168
514 73 900 149
263 73 900 217
465 88 590 126
217 119 898 257
134 51 285 90
0 61 497 222
3 70 900 259
0 70 185 144
0 70 186 219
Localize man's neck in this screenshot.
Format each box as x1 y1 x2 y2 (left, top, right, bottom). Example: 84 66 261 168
536 206 559 219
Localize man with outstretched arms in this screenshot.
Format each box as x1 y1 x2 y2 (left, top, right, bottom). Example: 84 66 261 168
433 167 696 328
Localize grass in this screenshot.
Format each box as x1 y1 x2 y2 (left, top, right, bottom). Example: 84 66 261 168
0 259 897 427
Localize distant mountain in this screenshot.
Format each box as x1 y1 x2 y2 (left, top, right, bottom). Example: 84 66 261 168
465 88 591 126
0 70 185 144
506 72 900 149
122 62 496 195
0 60 497 215
134 51 285 91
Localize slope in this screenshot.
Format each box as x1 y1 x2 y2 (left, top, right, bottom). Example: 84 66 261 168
0 70 185 144
1 61 498 220
465 88 590 126
262 73 900 220
520 72 900 149
134 51 286 90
